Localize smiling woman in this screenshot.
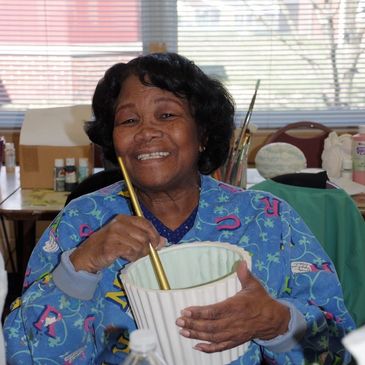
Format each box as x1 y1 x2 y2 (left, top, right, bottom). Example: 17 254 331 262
4 53 355 365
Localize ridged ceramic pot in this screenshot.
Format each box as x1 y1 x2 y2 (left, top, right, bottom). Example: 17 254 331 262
120 241 251 365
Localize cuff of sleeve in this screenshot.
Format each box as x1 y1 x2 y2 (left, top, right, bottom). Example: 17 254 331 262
53 249 102 300
254 299 307 353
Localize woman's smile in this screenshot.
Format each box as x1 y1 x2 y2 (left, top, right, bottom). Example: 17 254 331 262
137 151 170 161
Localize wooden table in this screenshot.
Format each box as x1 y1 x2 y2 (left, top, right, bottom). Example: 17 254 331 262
0 167 104 275
0 188 68 276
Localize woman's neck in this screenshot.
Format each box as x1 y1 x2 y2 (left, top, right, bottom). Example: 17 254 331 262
136 179 201 230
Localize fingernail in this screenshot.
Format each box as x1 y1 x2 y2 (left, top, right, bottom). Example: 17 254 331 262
181 310 192 317
175 318 185 327
179 329 190 337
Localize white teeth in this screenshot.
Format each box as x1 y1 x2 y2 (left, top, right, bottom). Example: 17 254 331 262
137 152 170 161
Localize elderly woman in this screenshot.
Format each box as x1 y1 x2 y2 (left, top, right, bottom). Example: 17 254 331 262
5 53 354 364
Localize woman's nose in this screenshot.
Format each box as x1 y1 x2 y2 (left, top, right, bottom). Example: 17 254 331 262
134 123 163 143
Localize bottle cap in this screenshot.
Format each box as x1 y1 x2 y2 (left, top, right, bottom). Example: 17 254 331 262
129 329 157 353
358 125 365 134
79 157 89 167
65 157 75 166
343 159 352 169
55 158 64 167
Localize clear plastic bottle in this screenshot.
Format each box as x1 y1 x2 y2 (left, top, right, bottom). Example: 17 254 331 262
352 125 365 185
4 142 16 173
121 329 167 365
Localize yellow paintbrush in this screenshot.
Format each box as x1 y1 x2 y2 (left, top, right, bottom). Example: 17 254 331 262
118 156 170 290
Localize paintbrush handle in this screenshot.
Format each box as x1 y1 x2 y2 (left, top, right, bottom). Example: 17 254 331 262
236 79 260 149
118 156 170 290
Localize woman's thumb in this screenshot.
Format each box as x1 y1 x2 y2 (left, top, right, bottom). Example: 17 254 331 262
236 260 253 289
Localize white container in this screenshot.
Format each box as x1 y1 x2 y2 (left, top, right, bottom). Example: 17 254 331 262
54 158 65 192
341 158 353 180
342 326 365 365
120 242 251 365
4 142 16 173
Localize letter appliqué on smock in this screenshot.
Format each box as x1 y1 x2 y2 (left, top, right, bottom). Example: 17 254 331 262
215 214 241 230
260 197 280 217
33 304 63 337
105 276 129 310
291 261 334 274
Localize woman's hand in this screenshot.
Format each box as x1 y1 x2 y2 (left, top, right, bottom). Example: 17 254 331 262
70 214 165 273
175 261 290 353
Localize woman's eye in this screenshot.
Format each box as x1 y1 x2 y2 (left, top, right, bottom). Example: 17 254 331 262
124 118 137 124
115 118 137 126
160 113 175 120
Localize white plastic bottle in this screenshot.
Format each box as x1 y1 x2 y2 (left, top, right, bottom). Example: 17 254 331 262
4 142 16 173
341 158 353 180
352 125 365 185
54 158 65 192
121 329 167 365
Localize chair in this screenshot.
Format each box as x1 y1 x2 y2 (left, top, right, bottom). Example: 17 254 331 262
251 176 365 327
265 121 332 168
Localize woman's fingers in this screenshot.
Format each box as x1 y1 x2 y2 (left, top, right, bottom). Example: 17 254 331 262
193 340 233 353
110 215 161 248
70 214 163 271
177 317 233 341
175 263 290 353
177 315 250 353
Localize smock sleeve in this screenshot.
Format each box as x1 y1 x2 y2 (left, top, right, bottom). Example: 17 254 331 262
4 201 110 364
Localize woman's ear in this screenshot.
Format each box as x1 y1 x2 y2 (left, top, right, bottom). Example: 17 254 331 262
199 134 208 153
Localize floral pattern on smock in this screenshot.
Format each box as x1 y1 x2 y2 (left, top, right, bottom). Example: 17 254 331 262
4 175 355 364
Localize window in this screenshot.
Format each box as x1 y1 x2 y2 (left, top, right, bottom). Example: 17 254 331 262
0 0 141 127
0 0 364 128
176 0 365 127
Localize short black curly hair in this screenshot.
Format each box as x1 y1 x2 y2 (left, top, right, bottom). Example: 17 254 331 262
85 52 235 175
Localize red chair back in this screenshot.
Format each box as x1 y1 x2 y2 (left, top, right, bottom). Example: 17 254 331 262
265 121 331 168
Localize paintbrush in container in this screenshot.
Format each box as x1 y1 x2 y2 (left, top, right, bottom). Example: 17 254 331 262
224 80 260 184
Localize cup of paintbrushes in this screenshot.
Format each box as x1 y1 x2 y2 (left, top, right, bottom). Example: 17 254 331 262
235 131 251 188
228 130 251 188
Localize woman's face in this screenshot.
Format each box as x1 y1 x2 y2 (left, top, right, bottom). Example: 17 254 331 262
113 75 201 192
